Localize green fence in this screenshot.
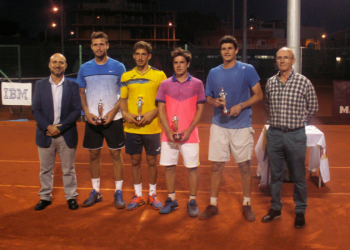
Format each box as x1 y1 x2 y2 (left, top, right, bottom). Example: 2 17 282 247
1 44 350 121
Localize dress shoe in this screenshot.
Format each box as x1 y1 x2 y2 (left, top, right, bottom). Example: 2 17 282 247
294 213 305 229
67 199 79 210
34 200 52 210
261 209 281 222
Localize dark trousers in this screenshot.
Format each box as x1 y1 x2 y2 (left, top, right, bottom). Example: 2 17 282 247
266 127 307 214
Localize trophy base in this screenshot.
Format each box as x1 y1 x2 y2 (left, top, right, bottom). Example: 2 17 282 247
136 115 144 122
93 117 106 125
222 109 229 115
173 133 182 141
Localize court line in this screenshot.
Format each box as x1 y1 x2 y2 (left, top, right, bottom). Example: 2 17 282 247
1 184 350 195
0 159 349 169
0 160 246 168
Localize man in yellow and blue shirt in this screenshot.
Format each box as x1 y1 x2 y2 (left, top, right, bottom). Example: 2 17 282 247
120 41 167 211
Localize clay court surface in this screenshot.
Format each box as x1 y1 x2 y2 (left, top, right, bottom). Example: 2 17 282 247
1 86 350 249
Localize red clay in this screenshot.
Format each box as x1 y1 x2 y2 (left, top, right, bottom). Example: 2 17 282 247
1 87 350 249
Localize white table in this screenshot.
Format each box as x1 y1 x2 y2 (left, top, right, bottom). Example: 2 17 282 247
255 125 330 188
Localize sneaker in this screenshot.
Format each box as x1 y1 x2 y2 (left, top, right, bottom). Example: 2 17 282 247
159 198 179 214
148 193 163 210
126 196 145 210
242 205 255 222
82 189 102 207
261 209 281 223
187 199 199 217
294 213 305 229
114 190 125 209
198 205 219 220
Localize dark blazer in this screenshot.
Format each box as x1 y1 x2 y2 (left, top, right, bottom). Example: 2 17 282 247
32 77 81 148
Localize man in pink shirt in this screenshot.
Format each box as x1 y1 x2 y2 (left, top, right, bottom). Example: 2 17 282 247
156 47 206 217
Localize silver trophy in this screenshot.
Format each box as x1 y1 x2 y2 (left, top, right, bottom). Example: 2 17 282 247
172 114 182 141
136 96 144 122
92 100 106 125
219 87 228 115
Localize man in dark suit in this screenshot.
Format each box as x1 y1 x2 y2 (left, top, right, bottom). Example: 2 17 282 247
32 53 81 210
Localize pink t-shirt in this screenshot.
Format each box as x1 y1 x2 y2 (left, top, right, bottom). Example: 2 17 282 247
156 74 206 143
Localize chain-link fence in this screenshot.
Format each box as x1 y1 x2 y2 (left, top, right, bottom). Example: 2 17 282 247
1 44 350 120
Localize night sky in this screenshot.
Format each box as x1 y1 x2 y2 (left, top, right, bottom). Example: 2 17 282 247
0 0 349 36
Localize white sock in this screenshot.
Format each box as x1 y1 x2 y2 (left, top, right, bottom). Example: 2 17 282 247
92 178 100 192
210 197 218 206
243 196 251 206
134 183 142 197
115 180 123 191
168 192 176 201
149 183 156 196
189 195 196 201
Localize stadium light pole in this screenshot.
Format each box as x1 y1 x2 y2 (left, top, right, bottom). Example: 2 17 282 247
232 0 235 37
168 22 172 48
53 1 64 54
287 0 301 73
242 0 247 62
322 34 326 49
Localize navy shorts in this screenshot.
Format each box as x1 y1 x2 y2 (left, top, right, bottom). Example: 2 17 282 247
125 132 161 155
83 119 125 150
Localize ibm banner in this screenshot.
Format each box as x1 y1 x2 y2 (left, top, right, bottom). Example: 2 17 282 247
333 80 350 122
1 82 32 106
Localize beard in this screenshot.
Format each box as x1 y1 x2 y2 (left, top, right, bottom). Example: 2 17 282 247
51 70 65 77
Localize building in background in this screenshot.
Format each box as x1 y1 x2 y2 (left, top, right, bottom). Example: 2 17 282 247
70 0 179 48
194 19 324 50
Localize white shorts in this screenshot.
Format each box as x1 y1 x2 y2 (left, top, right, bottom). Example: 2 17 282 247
159 142 199 168
208 124 254 163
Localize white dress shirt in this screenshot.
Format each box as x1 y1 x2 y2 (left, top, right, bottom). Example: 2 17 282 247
49 76 64 125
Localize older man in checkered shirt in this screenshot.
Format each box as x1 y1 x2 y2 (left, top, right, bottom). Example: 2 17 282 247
261 47 318 229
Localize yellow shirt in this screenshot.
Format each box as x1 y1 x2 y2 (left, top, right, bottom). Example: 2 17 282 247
121 66 167 134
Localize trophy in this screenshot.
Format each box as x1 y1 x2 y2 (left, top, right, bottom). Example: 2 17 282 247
219 87 228 115
93 100 106 125
172 114 182 141
136 96 144 122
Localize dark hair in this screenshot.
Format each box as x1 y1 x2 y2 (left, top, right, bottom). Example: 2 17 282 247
171 47 192 63
134 41 152 54
91 31 108 43
219 35 238 50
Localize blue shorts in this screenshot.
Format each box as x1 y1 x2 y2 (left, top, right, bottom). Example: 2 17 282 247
125 133 161 155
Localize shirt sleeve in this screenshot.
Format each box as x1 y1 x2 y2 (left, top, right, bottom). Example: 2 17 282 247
76 65 86 88
205 70 214 98
120 73 128 99
304 80 318 124
156 81 166 103
117 63 126 90
197 80 206 103
265 79 271 113
247 65 260 88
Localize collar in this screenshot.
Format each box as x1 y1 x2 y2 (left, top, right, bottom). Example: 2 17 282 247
277 69 294 80
49 76 64 86
135 65 151 75
172 73 192 82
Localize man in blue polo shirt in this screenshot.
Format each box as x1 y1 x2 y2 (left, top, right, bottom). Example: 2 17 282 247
77 31 126 209
199 35 263 221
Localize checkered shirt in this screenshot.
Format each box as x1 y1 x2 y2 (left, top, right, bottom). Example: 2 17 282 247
265 70 318 129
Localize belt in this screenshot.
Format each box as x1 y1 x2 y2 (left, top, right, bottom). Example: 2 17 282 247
270 127 304 133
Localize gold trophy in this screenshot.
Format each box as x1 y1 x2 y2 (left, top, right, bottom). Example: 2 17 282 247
136 96 144 122
93 100 106 125
172 114 182 141
219 87 228 115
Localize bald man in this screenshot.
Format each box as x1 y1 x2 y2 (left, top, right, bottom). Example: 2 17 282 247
32 53 82 210
262 47 318 228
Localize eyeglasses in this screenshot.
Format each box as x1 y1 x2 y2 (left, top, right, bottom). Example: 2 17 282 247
276 56 294 61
